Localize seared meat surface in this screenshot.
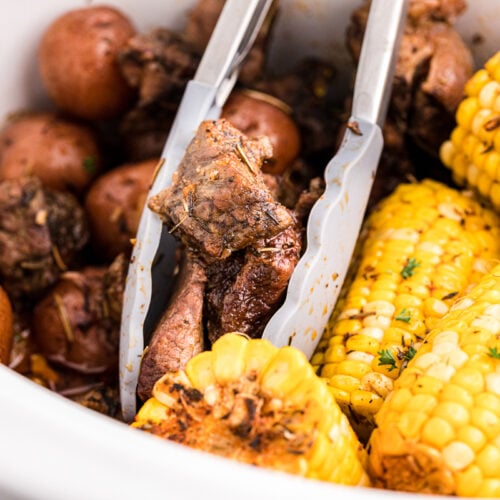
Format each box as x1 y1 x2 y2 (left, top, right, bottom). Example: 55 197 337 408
205 221 302 343
148 119 295 262
0 176 88 299
137 251 206 401
347 0 472 156
117 28 200 161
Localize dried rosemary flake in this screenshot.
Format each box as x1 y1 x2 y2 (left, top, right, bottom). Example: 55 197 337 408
110 206 123 223
235 143 257 175
168 214 189 234
151 157 166 186
347 120 363 136
35 209 48 226
51 245 67 271
53 292 74 343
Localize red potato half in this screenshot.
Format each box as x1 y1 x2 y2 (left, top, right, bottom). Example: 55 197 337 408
0 112 101 194
84 158 158 261
38 5 136 121
222 89 301 175
32 268 117 375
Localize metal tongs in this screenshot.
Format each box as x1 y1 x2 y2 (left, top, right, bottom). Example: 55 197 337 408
119 0 274 421
262 0 408 354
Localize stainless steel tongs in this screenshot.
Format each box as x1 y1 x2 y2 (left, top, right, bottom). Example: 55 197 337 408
262 0 408 354
119 0 274 421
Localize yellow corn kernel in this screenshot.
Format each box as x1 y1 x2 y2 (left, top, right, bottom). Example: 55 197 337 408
367 265 500 495
133 333 369 486
421 416 455 449
315 179 500 441
185 350 215 390
211 332 247 383
440 51 500 209
259 346 309 398
456 97 479 130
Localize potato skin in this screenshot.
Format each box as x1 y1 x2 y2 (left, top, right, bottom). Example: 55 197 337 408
0 286 13 365
85 158 157 260
38 6 136 120
222 90 301 175
32 268 116 374
0 112 101 194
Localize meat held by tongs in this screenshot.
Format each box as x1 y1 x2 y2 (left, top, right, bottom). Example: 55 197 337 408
148 118 294 262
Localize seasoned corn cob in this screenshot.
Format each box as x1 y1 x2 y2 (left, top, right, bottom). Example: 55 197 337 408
133 333 370 486
368 264 500 497
312 179 500 441
440 51 500 210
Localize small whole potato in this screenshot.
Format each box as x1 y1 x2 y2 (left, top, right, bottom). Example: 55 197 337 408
38 6 136 120
0 112 101 194
85 158 157 260
32 268 117 374
222 89 301 175
0 286 13 365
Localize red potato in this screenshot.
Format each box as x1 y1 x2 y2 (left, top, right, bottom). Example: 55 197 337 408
84 158 157 261
0 286 13 365
221 89 301 175
32 268 117 375
0 112 101 194
38 5 136 121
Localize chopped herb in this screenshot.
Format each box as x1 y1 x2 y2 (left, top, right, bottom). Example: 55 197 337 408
377 349 397 371
401 258 420 279
403 345 417 363
82 156 97 175
488 347 500 359
395 308 412 323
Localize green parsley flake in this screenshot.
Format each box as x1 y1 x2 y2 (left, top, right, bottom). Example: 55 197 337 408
401 257 420 279
403 345 417 363
82 156 97 175
395 308 412 323
377 349 397 371
488 347 500 359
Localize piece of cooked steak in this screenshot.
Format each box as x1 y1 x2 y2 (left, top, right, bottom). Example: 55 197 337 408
148 119 295 262
137 251 206 401
0 176 88 299
205 219 302 343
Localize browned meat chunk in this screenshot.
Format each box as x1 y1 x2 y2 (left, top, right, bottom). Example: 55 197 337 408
205 220 302 343
137 252 206 401
347 0 473 156
0 177 88 299
148 119 295 262
293 177 325 226
117 28 200 161
406 0 466 22
118 28 199 109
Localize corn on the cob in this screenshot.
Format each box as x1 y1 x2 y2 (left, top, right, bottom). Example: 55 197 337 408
311 179 500 442
440 51 500 210
368 264 500 497
133 332 370 486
